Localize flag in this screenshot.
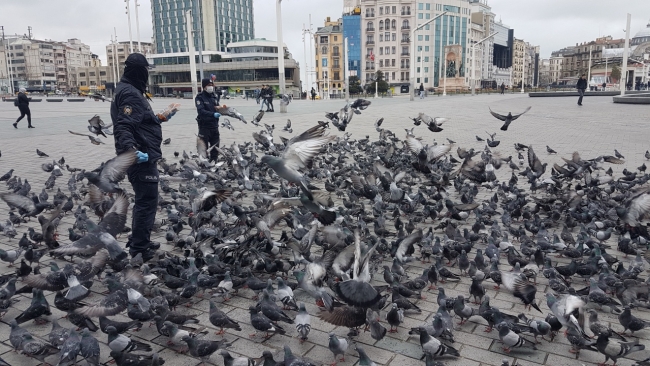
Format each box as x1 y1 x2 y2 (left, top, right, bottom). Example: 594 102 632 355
369 51 375 62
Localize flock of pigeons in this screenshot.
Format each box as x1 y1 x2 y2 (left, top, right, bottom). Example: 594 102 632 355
0 98 650 366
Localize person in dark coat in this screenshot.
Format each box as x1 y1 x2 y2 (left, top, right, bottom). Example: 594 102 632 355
263 85 274 112
310 87 316 101
500 83 505 94
112 53 170 262
419 83 425 99
195 78 221 162
576 74 587 106
14 88 33 128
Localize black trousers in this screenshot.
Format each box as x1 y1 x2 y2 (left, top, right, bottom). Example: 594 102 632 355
126 162 159 255
266 97 274 111
16 106 31 125
577 89 585 105
198 127 220 162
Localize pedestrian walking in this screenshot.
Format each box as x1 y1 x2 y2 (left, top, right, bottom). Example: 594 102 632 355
576 74 587 106
13 88 33 128
195 78 221 163
602 81 607 91
263 85 275 112
254 86 261 104
259 85 268 111
419 83 425 99
310 87 316 101
500 83 505 94
112 53 171 262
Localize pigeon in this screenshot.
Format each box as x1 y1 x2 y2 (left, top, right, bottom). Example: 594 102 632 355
107 325 152 353
79 328 101 366
219 350 255 366
99 316 143 334
496 322 537 353
68 130 106 145
596 333 645 365
56 327 81 366
111 351 164 366
453 295 478 325
48 319 70 349
249 306 285 338
83 150 137 193
20 333 60 363
1 193 51 219
208 300 241 335
619 306 650 334
418 326 460 358
328 332 349 364
489 106 531 131
87 115 113 136
356 344 377 366
386 303 403 332
16 288 51 324
283 345 317 366
37 149 49 157
295 302 311 342
182 335 230 364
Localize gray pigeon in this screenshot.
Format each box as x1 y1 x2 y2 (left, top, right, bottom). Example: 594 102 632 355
16 288 51 324
496 322 537 352
418 326 460 357
219 350 255 366
182 335 230 364
107 325 152 353
328 332 349 364
9 319 29 350
57 327 81 366
79 328 101 366
295 302 311 342
356 344 377 366
596 333 644 365
48 319 70 349
209 300 241 334
20 333 59 363
83 150 137 193
453 295 478 325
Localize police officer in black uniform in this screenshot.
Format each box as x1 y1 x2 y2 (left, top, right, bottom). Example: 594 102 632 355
112 53 172 262
195 78 221 162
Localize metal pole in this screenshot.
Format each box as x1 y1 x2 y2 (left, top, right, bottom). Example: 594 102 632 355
114 28 121 81
344 37 349 103
620 13 631 95
302 24 308 93
308 14 314 90
125 0 133 53
276 0 287 112
134 0 142 52
605 53 608 85
471 32 498 96
186 10 198 100
410 13 443 101
587 45 592 88
193 0 204 80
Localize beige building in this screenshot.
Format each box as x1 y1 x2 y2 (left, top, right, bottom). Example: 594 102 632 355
314 17 344 97
512 39 538 87
77 55 110 93
106 41 154 84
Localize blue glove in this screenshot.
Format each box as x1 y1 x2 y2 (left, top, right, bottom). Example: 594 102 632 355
167 111 176 120
135 151 149 164
213 112 221 119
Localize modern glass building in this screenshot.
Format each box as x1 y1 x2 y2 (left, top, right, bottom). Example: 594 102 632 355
343 13 362 80
151 0 254 54
429 3 470 87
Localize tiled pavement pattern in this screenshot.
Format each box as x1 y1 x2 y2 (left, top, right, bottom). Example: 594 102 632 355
0 93 648 366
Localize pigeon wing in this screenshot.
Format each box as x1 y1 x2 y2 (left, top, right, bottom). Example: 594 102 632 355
262 208 291 229
489 108 508 121
283 135 336 171
318 306 366 328
69 130 93 138
510 106 532 121
0 193 36 212
100 150 138 183
405 135 424 154
427 144 451 162
98 193 129 237
527 145 543 172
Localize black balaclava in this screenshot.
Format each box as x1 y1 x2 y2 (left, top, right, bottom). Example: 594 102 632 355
122 53 150 93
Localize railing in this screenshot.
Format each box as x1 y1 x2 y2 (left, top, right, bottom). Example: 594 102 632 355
367 41 375 44
400 52 410 56
365 66 375 70
366 28 375 32
401 39 410 43
332 53 340 57
401 11 411 15
401 25 410 30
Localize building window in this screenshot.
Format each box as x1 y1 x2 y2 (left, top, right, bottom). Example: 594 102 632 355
334 72 340 80
334 36 338 41
79 72 86 77
379 47 383 55
320 36 328 43
379 20 384 30
392 46 396 54
392 33 396 41
379 60 384 67
391 59 395 66
379 34 384 42
391 20 396 29
367 21 374 31
333 46 339 55
402 20 410 29
322 58 328 67
379 7 383 15
392 6 396 14
321 46 327 54
418 3 423 10
385 47 390 54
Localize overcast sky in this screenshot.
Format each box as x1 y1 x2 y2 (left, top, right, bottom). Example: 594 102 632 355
2 0 649 84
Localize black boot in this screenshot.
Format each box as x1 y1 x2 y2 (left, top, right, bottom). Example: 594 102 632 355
12 123 17 129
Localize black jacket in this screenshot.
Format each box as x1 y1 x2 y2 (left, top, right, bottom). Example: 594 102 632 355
195 90 220 129
111 78 163 163
17 93 29 107
261 87 274 99
576 78 587 90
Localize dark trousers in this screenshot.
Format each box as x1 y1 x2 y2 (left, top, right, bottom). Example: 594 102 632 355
16 106 31 125
198 127 220 162
577 89 585 105
126 162 159 255
266 98 274 111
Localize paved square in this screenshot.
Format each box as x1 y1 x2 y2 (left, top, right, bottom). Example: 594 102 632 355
0 92 649 366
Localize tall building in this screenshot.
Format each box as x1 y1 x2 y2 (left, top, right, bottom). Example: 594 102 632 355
314 17 344 97
151 0 254 54
343 7 362 83
359 0 415 89
468 0 495 88
511 39 538 87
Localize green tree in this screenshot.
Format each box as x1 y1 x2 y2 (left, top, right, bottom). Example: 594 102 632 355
348 76 362 94
365 70 389 93
209 54 223 63
610 65 621 83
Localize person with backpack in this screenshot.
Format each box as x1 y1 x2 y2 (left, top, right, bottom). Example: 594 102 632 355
13 88 33 128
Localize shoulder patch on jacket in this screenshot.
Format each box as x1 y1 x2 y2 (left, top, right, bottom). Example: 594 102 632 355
196 100 201 105
123 106 132 115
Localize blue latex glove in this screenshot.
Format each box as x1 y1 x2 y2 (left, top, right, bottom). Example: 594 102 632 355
167 110 176 120
135 151 149 164
213 112 221 119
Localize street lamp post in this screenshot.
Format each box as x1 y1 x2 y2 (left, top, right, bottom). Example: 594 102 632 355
276 0 287 113
620 13 631 96
520 46 525 94
125 0 134 53
471 31 497 96
134 0 142 52
410 11 445 101
587 44 592 89
344 36 349 102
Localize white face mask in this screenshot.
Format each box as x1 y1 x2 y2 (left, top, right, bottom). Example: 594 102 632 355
205 86 214 93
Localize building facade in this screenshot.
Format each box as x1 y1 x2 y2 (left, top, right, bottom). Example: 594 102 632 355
343 9 362 83
314 17 344 98
105 41 154 85
151 0 254 54
148 39 300 96
0 36 94 93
